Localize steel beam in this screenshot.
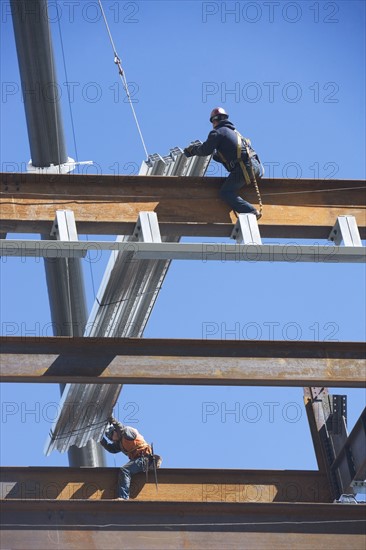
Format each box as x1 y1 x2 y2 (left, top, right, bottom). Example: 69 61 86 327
0 529 364 550
1 337 365 387
331 408 366 494
0 467 332 503
1 173 365 238
304 389 366 499
1 499 365 550
1 239 365 263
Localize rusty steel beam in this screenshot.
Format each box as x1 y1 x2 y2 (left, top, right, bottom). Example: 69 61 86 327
331 407 366 494
1 499 365 550
1 531 364 550
304 388 331 474
1 172 365 238
0 467 332 503
1 337 365 387
304 389 366 499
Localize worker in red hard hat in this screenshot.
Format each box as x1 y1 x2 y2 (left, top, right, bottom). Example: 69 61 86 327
100 415 162 500
184 108 263 218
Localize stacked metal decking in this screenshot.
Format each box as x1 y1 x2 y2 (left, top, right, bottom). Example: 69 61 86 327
140 142 210 176
45 146 211 457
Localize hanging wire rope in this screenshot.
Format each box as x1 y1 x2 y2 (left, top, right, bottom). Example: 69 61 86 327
98 0 149 159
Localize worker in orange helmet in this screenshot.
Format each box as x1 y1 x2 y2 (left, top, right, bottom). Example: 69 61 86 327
100 416 162 500
184 107 263 219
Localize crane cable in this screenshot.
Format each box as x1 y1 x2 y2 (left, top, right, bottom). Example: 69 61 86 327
98 0 149 159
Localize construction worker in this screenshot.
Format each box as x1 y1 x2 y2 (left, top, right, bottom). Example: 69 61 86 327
184 107 263 219
100 416 162 500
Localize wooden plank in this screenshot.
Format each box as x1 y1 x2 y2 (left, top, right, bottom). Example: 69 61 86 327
1 173 365 238
0 467 332 503
1 337 365 387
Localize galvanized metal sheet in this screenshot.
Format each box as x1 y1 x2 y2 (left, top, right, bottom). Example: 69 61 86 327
44 148 210 456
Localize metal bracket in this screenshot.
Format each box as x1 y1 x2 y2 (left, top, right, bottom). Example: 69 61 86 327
230 213 262 245
133 212 162 243
50 209 85 258
328 216 362 246
51 210 79 241
27 157 93 175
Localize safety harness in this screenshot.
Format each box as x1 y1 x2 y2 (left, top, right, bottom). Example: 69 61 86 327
217 130 263 218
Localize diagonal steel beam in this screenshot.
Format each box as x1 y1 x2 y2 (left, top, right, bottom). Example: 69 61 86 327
304 389 366 499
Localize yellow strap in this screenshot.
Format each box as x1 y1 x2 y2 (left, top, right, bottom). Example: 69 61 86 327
236 131 242 161
239 159 252 186
236 131 252 185
217 150 229 169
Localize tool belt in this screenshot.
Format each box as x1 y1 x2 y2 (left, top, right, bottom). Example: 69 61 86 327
135 447 152 459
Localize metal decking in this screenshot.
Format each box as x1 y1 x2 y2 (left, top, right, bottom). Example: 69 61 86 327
44 149 211 457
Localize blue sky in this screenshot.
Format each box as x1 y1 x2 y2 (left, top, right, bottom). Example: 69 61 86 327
0 0 365 486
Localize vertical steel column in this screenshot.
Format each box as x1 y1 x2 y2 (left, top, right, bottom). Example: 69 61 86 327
10 0 67 167
11 1 104 466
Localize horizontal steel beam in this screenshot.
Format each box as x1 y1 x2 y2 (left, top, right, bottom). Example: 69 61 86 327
1 239 365 263
0 467 332 503
1 172 365 238
1 500 365 550
1 337 365 387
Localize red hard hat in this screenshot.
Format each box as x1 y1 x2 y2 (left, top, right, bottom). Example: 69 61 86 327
210 107 229 122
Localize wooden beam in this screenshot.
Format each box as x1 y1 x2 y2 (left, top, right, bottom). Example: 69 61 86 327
0 467 332 503
1 173 365 238
1 337 365 387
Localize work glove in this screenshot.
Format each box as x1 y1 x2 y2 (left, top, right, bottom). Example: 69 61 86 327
184 145 195 158
108 414 117 424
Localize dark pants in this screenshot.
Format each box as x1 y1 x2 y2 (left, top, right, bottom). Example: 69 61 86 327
220 158 261 214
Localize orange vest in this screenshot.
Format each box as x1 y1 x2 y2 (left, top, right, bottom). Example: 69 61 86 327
119 430 151 459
